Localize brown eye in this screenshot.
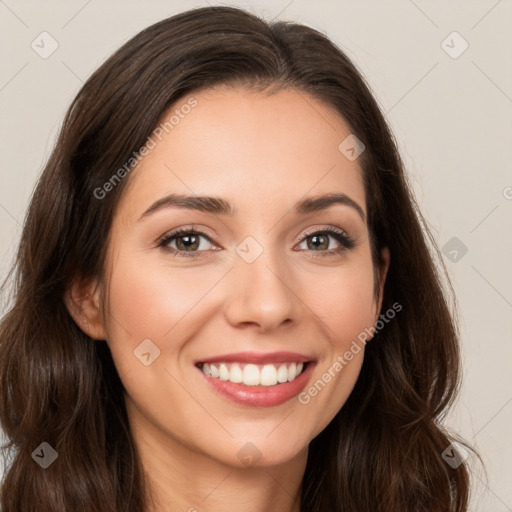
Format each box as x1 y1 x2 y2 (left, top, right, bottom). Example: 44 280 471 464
296 228 356 256
158 229 216 257
306 234 330 251
174 233 201 251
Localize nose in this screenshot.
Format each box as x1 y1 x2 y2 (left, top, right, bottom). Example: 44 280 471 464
223 248 302 333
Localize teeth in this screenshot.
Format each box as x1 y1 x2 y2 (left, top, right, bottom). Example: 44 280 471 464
219 363 229 381
260 364 277 386
201 361 306 386
277 364 289 383
243 364 260 386
228 364 243 383
288 362 297 381
209 364 219 378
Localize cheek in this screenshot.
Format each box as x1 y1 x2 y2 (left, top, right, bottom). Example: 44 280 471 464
293 257 376 423
302 258 377 347
102 251 218 374
106 250 222 333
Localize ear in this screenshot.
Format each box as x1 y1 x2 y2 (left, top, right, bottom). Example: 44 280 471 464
64 276 108 340
373 246 390 324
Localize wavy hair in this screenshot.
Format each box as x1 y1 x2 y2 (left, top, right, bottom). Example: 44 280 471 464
0 6 473 511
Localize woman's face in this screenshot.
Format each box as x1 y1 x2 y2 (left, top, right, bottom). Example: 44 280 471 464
95 86 388 468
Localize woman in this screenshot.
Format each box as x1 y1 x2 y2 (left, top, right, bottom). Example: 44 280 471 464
0 5 473 511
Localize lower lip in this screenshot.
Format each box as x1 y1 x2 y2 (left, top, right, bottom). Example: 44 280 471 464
198 363 315 407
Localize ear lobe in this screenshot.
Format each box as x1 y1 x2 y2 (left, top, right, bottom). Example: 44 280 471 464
64 277 107 340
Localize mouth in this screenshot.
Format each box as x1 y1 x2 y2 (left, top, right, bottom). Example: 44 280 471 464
196 361 309 386
194 351 316 407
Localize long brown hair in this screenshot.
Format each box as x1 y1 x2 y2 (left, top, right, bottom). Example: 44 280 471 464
0 6 474 511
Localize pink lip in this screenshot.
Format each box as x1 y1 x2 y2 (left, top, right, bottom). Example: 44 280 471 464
196 351 314 365
197 361 316 408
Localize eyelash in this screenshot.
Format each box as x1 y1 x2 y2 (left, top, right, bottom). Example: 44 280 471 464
157 226 356 259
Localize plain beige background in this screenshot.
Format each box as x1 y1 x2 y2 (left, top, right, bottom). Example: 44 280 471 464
1 1 511 510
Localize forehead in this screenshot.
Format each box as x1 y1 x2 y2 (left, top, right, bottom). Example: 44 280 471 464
116 86 366 222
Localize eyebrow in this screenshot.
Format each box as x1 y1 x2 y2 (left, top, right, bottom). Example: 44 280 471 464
138 192 366 223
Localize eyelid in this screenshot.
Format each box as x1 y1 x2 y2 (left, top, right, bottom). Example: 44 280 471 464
300 225 348 239
156 224 217 243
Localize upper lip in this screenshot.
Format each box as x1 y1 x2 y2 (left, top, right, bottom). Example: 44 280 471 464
196 351 314 365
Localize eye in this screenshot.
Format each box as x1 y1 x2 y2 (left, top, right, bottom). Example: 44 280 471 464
295 227 356 257
157 226 356 259
157 228 217 258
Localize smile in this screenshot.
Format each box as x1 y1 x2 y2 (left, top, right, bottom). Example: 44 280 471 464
200 361 306 386
195 351 316 407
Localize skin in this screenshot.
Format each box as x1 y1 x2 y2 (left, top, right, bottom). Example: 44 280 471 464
67 86 390 512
